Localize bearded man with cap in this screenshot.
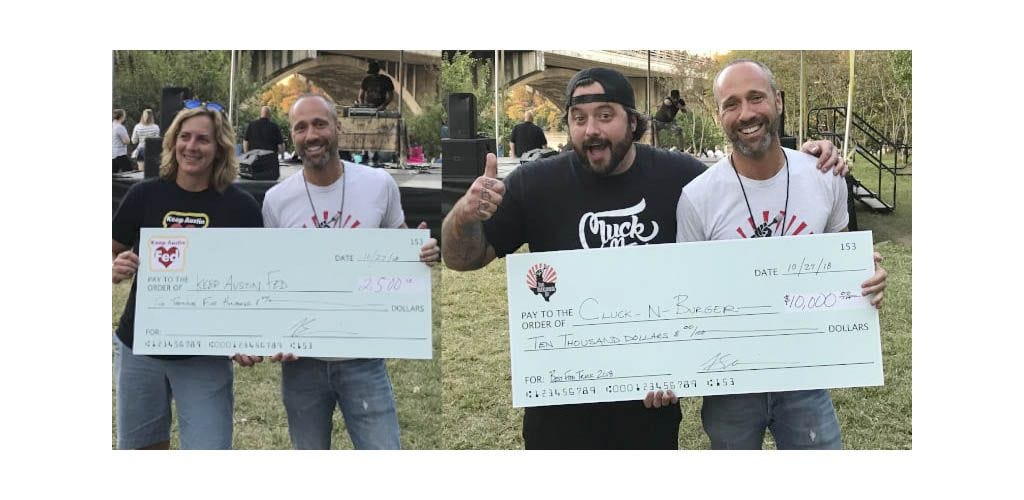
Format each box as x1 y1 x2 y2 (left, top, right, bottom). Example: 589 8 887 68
441 67 847 449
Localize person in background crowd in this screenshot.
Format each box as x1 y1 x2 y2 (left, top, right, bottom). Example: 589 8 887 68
131 108 160 170
113 109 132 173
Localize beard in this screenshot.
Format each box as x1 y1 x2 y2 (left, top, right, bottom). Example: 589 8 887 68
299 136 339 171
727 111 780 159
573 133 633 176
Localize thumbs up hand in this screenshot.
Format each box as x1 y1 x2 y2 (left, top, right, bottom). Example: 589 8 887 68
458 153 505 222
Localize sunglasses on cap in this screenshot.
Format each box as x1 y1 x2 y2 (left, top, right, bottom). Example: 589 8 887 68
184 99 225 113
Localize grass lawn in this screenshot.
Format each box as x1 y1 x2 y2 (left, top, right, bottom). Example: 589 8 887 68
111 266 441 450
441 172 912 449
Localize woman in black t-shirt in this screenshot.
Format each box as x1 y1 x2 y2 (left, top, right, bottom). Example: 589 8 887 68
111 105 262 450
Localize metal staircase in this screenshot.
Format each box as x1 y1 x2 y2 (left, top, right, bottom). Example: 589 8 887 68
809 106 911 213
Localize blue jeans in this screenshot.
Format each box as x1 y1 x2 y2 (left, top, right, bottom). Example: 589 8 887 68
701 390 842 449
114 338 233 449
281 358 400 450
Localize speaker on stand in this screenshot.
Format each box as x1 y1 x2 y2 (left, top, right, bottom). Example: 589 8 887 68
447 93 476 140
160 87 189 133
442 91 497 214
143 136 163 178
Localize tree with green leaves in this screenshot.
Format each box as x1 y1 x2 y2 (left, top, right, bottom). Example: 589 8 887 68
406 51 497 159
709 50 912 150
112 50 261 142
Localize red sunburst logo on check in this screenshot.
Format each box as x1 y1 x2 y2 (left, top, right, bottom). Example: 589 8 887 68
526 263 558 302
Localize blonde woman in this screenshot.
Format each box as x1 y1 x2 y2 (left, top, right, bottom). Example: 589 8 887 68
111 104 262 449
130 108 160 170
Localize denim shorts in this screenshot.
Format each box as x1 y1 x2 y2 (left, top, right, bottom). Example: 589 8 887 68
114 338 233 449
701 389 842 449
281 357 400 450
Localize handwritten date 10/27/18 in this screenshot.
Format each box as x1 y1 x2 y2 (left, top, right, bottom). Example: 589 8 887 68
754 252 857 278
753 259 832 277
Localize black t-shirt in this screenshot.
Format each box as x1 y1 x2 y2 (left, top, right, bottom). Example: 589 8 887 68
484 144 706 255
112 178 263 359
244 117 284 152
510 121 548 156
361 74 395 107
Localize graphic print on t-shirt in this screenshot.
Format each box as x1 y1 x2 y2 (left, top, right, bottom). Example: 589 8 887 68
163 211 210 228
577 199 660 248
735 210 813 239
305 211 362 229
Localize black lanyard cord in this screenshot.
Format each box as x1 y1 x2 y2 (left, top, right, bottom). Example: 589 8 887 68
303 167 346 229
731 149 790 238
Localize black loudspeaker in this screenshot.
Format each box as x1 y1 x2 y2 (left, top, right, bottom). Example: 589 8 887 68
441 137 496 213
144 136 162 178
160 87 189 133
448 93 476 139
778 90 786 137
777 90 799 150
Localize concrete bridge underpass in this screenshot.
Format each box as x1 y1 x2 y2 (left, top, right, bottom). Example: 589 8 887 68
248 50 442 116
247 50 711 117
497 50 709 114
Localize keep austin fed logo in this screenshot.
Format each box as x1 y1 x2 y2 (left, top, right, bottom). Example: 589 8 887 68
148 237 188 271
526 263 558 302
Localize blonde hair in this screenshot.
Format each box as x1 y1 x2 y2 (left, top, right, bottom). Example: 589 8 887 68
159 107 238 192
140 109 154 125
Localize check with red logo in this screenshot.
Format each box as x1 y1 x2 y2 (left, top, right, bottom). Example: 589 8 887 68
505 231 883 407
134 227 433 359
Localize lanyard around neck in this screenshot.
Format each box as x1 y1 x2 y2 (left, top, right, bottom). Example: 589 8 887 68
730 149 790 238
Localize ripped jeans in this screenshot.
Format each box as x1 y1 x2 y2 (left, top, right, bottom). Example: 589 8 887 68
281 357 401 450
701 389 842 450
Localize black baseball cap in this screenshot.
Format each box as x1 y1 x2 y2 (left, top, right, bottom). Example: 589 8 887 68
564 67 636 110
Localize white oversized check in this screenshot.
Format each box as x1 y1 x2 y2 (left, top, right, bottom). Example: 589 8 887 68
506 231 882 407
133 227 432 358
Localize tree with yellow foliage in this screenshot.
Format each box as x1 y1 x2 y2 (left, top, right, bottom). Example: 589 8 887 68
504 85 562 131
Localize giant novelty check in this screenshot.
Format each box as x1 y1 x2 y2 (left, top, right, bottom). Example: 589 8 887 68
506 231 882 407
133 228 432 358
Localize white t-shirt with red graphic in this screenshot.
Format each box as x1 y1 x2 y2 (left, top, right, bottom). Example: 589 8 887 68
262 161 405 231
676 148 848 242
261 161 405 361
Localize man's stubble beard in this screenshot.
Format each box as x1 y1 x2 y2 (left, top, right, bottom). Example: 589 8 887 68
301 138 339 171
728 110 780 159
